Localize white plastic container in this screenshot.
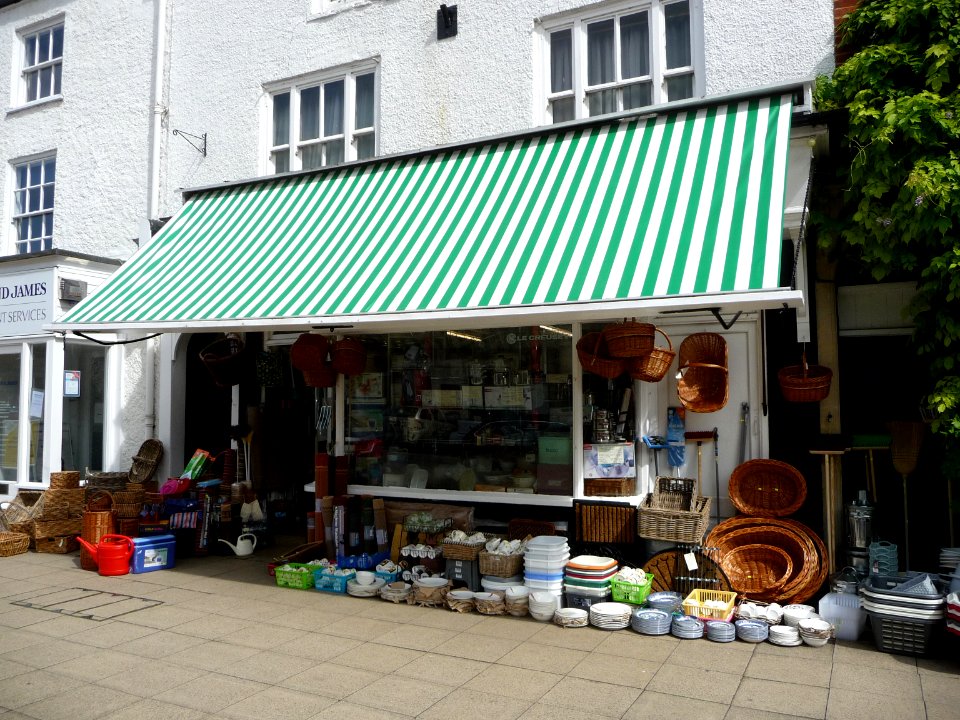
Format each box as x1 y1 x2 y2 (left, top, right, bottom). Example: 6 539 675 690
525 578 564 591
819 592 866 641
524 555 570 571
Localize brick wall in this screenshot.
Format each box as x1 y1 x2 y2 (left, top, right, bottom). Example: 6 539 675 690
834 0 860 64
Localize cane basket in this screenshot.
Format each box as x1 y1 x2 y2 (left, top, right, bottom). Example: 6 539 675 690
330 338 367 376
575 500 637 544
81 511 115 570
479 551 523 578
0 532 29 557
35 535 79 554
34 518 82 539
728 459 807 518
720 544 793 600
677 333 728 413
778 354 832 403
200 334 248 387
49 471 81 489
576 333 626 379
630 327 675 382
602 320 655 358
129 439 164 485
291 334 336 386
637 494 710 544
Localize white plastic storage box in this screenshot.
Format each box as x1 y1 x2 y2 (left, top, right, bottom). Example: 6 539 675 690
819 592 866 641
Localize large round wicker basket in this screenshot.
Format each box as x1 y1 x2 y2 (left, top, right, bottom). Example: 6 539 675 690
601 320 655 358
576 333 626 379
720 543 794 601
728 459 807 518
677 333 728 413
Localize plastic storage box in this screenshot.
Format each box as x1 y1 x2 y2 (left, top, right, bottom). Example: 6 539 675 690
314 567 356 593
565 588 612 610
275 563 318 589
130 534 176 573
611 573 655 605
819 592 866 641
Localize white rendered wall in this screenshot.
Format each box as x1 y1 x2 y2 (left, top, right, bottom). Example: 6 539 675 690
159 0 835 215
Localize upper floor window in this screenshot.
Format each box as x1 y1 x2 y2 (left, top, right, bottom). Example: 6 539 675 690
268 66 377 174
543 1 697 124
20 22 64 105
12 155 56 254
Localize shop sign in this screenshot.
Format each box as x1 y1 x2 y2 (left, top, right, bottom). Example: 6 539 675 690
0 269 53 337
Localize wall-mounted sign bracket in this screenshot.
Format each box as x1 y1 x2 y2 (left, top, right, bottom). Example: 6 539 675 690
172 129 207 157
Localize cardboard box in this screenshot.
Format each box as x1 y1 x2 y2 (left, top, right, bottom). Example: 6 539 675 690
583 442 636 479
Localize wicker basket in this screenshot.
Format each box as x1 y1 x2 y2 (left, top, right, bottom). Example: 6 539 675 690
35 535 79 554
479 551 523 578
507 518 555 540
44 488 85 516
576 333 627 379
778 353 832 403
117 518 140 537
113 503 143 519
3 491 45 523
112 490 145 505
34 518 82 539
630 327 675 382
728 459 807 518
85 490 114 511
0 532 30 557
720 544 793 600
602 320 655 358
49 471 81 489
575 499 637 544
677 333 728 413
84 472 128 491
650 476 697 511
583 477 635 497
37 503 69 521
130 439 164 485
81 510 115 570
441 539 485 561
637 494 710 544
291 334 338 387
330 338 367 376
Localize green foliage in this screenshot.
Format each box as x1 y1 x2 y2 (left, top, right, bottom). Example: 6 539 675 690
814 0 960 438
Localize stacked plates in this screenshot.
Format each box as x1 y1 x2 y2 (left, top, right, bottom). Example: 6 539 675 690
768 624 802 646
525 536 569 598
940 547 960 570
379 581 412 603
647 591 683 613
735 619 769 643
564 555 617 607
671 614 705 639
631 608 672 635
705 620 736 643
589 601 632 630
554 607 589 628
346 576 386 597
529 590 560 621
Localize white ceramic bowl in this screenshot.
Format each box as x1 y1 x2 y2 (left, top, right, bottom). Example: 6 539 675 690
355 571 376 586
505 585 529 599
801 634 830 647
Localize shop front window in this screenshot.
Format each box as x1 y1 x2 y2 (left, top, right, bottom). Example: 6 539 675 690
345 327 574 495
0 352 22 481
61 343 105 474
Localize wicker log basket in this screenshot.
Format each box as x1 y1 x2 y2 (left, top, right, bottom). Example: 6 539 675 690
630 327 675 383
720 544 794 602
601 319 655 358
778 353 832 403
677 332 729 413
728 459 807 518
576 332 626 379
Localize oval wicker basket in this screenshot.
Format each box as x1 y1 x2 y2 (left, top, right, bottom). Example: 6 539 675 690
200 334 247 388
576 333 626 379
630 327 675 382
0 531 30 557
720 543 794 600
129 439 164 485
602 320 655 358
330 338 367 376
728 458 807 518
778 353 832 403
677 333 728 413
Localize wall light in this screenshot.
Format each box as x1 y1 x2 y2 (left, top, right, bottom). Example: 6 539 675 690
539 324 573 337
446 330 482 343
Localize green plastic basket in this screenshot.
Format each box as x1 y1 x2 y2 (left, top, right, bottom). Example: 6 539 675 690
275 562 318 589
610 573 655 605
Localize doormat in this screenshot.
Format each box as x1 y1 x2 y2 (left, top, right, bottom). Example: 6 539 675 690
11 587 163 621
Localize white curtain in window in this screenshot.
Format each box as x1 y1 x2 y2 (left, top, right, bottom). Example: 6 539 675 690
587 19 615 86
355 73 375 130
620 12 649 79
272 92 290 147
300 86 320 141
665 1 692 69
550 29 573 93
324 80 344 137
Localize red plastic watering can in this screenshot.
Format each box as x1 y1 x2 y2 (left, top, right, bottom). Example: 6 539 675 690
77 534 134 576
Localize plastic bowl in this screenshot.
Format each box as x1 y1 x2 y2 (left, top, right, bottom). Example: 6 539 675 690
355 571 376 586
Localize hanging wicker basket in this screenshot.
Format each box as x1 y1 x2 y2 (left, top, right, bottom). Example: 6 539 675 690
677 332 728 413
129 439 163 485
778 353 832 403
200 334 248 388
728 458 807 518
330 338 367 376
630 327 675 382
601 319 655 358
576 333 626 379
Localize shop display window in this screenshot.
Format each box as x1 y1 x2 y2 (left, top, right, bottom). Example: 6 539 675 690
347 326 574 495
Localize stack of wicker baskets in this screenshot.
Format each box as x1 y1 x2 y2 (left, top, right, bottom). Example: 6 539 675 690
576 321 674 383
34 472 84 553
637 476 711 544
706 458 825 603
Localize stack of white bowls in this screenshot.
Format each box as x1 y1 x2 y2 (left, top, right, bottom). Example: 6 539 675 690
524 536 570 601
782 604 816 627
504 585 529 616
529 591 560 621
798 618 833 647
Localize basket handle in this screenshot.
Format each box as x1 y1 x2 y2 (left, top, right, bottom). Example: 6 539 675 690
653 326 672 351
681 362 727 372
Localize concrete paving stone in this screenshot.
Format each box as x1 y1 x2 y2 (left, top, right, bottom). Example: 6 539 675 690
134 586 206 605
308 700 411 720
825 686 925 720
518 701 606 720
495 641 587 674
431 633 522 663
309 594 368 616
23 615 102 639
916 655 960 676
594 632 678 662
96 660 201 698
732 677 828 719
0 710 51 720
926 699 960 720
151 673 269 713
667 637 755 673
754 641 835 664
724 708 820 720
0 562 63 581
97 697 210 720
0 669 83 709
170 614 255 640
113 628 209 658
568 650 660 689
0 638 93 669
920 669 960 702
344 674 452 716
282 661 383 699
163 639 262 672
621 690 729 720
745 653 833 687
647 663 743 704
538 676 641 718
831 642 917 672
392 652 488 687
401 607 486 632
0 607 58 629
354 601 421 623
0 580 56 599
322 616 399 641
219 685 336 720
120 603 208 629
16 681 140 720
371 623 458 651
463 664 562 701
527 624 609 651
268 607 350 632
0 658 29 681
417 687 532 720
222 600 295 621
830 661 921 698
218 649 320 684
65 620 159 648
278 633 361 662
329 641 424 673
219 621 305 650
467 616 545 641
46 648 146 681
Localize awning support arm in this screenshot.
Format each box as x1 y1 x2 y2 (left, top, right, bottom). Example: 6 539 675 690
710 309 742 330
70 330 163 346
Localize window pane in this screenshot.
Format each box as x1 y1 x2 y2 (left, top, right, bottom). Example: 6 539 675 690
621 12 649 79
323 80 344 136
272 92 290 146
39 67 52 97
43 213 53 237
355 73 375 129
550 29 573 93
53 64 62 95
24 35 36 66
300 86 320 141
14 190 25 214
29 161 42 185
356 133 376 160
301 145 323 170
665 73 694 101
17 219 28 242
622 81 652 110
550 97 575 123
28 188 40 212
44 158 56 182
43 186 54 210
16 165 27 188
587 19 615 86
325 139 344 166
52 25 64 58
26 71 38 102
587 88 617 116
37 30 50 63
665 1 692 69
31 216 43 240
271 149 289 173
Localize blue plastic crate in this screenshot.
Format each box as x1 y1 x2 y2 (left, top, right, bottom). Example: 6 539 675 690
314 568 356 593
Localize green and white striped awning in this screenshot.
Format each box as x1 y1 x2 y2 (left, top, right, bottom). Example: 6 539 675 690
56 92 799 334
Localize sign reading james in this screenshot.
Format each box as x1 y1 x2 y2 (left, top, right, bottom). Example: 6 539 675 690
0 271 54 337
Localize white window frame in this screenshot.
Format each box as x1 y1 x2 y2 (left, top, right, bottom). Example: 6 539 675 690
16 17 65 107
263 62 379 176
536 0 704 125
11 153 56 255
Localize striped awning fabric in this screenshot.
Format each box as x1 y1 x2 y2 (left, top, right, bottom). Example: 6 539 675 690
57 93 796 332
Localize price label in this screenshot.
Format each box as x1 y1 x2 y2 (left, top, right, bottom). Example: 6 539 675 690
684 552 699 571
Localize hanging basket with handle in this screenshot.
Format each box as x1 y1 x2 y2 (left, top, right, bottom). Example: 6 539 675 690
630 327 675 382
601 319 655 358
677 332 728 413
576 333 626 379
200 333 248 388
777 353 832 403
330 337 367 376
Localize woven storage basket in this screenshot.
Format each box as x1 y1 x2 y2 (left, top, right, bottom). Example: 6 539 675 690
0 532 30 557
49 471 80 489
9 521 34 536
330 338 367 376
650 476 696 511
34 518 82 539
37 503 69 521
112 490 145 506
35 535 79 554
441 540 485 561
677 333 728 413
117 518 139 536
637 494 710 544
602 320 655 358
3 491 45 523
44 488 85 516
720 543 793 601
508 518 555 540
81 510 115 570
479 551 523 578
129 439 163 485
728 459 807 518
200 333 247 387
630 327 675 382
85 490 114 511
575 500 637 543
576 332 627 379
113 503 143 519
84 472 128 491
778 353 832 403
583 477 635 497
